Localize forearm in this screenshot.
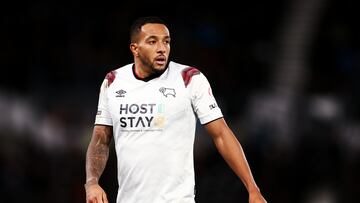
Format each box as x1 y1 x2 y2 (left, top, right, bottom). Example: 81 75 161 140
85 126 112 186
86 141 109 185
213 129 259 193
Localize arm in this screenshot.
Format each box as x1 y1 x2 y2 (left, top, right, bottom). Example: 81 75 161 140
85 125 113 203
204 118 267 203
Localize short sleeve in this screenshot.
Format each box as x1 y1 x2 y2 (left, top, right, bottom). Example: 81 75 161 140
189 72 223 124
94 78 113 126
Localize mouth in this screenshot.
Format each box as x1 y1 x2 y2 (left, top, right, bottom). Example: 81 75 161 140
155 55 167 66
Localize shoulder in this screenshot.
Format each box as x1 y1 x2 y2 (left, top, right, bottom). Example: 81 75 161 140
169 61 200 72
169 61 202 87
104 63 133 87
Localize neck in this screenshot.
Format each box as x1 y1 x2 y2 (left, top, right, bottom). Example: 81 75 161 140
134 64 151 79
133 64 164 82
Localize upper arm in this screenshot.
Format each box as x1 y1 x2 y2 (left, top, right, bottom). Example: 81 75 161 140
203 118 230 139
95 76 113 126
185 69 223 124
91 125 113 145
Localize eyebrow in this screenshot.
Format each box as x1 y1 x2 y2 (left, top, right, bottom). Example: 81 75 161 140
146 35 171 40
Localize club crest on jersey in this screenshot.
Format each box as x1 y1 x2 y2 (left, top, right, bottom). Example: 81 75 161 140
159 87 176 97
116 89 126 97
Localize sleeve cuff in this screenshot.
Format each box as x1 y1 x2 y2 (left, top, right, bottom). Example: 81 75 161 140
198 110 223 125
95 116 113 126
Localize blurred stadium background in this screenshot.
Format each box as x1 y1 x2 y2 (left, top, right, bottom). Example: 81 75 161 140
0 0 359 202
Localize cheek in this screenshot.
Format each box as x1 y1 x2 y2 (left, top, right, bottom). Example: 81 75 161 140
138 48 155 61
139 45 154 54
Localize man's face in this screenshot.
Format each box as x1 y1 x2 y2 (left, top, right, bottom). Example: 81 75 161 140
131 23 171 74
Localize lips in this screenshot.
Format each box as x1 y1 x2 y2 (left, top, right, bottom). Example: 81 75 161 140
155 55 166 65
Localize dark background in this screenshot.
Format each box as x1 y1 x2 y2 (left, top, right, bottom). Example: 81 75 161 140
1 0 359 202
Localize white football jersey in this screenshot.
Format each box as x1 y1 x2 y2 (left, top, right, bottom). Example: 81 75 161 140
95 61 223 203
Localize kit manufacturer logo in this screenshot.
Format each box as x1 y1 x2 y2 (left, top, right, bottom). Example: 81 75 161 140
116 89 126 97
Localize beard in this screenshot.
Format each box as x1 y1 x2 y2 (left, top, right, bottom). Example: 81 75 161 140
138 55 169 75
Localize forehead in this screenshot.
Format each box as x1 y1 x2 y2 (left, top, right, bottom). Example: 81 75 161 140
140 23 170 38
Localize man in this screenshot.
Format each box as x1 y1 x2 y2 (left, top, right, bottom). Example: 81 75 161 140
85 16 267 203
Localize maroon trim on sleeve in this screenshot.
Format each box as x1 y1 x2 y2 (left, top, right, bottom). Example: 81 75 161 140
181 67 200 87
105 71 116 87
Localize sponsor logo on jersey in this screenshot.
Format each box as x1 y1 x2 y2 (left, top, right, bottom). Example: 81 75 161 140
153 116 165 128
209 103 217 110
118 103 165 130
159 87 176 97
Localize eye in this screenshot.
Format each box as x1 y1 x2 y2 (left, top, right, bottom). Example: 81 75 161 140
148 40 156 45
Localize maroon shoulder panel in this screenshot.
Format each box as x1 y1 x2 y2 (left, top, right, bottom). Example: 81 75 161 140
181 67 200 87
105 70 116 87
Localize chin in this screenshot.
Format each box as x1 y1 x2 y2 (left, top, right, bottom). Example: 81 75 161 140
153 63 168 72
157 65 167 70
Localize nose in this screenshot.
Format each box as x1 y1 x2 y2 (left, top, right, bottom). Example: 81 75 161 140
156 42 166 53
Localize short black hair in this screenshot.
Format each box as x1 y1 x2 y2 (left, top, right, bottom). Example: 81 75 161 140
130 16 168 43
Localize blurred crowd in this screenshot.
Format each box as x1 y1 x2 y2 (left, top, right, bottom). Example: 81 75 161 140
0 0 359 202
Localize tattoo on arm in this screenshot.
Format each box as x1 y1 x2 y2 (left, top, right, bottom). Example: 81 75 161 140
85 126 112 186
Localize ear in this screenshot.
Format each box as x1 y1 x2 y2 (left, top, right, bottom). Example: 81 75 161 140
130 43 139 57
